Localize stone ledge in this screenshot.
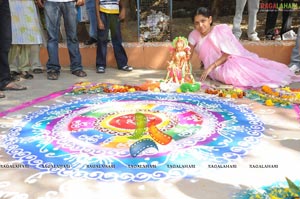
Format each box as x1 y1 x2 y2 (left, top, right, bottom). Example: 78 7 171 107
40 41 295 69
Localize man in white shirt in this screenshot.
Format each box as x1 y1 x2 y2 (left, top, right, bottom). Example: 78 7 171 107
37 0 87 80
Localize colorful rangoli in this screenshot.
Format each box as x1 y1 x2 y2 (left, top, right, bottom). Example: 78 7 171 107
3 92 265 182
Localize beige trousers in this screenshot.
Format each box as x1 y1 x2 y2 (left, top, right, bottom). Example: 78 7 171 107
9 44 42 72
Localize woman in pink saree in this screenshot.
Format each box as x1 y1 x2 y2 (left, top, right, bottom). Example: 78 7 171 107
188 7 300 88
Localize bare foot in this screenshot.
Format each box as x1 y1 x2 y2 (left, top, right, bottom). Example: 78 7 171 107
1 82 27 91
0 91 5 98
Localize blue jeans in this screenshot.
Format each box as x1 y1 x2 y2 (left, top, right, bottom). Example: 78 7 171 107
0 0 12 89
289 27 300 68
85 0 97 39
44 1 83 72
96 12 127 69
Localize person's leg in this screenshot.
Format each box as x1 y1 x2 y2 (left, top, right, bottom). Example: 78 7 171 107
96 12 109 72
0 0 26 90
281 0 293 34
30 44 43 73
44 1 62 73
85 0 97 44
18 45 34 79
0 0 13 89
289 27 300 72
61 1 84 73
8 45 20 73
265 0 280 36
18 45 31 72
60 16 67 43
109 14 130 70
232 0 247 39
247 0 260 40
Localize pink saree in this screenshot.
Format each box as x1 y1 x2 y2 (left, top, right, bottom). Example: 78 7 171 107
188 24 300 87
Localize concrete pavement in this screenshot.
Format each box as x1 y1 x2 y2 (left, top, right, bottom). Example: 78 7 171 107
0 68 167 112
0 67 300 199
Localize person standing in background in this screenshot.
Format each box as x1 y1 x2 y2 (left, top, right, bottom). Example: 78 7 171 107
289 27 300 73
30 44 44 74
95 0 133 73
9 0 44 80
0 0 27 99
37 0 87 80
232 0 260 41
84 0 98 45
264 0 293 40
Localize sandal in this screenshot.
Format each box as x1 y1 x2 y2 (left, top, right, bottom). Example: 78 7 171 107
20 71 34 80
10 71 21 81
32 68 43 74
72 70 87 77
47 70 60 80
1 82 27 91
0 91 5 98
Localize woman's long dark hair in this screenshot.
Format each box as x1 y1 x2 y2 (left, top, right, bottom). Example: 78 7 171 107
192 7 213 25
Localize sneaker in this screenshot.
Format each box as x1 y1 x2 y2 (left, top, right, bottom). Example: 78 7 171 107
119 65 133 72
96 66 105 73
47 70 60 80
248 35 260 41
289 64 300 73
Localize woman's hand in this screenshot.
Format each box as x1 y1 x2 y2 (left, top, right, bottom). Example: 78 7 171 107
200 67 212 82
200 53 229 82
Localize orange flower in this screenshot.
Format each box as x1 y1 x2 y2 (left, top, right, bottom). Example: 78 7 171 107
231 93 238 98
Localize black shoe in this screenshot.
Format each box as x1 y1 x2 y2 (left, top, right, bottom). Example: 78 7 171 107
96 66 105 73
119 65 133 72
47 70 60 80
84 38 97 45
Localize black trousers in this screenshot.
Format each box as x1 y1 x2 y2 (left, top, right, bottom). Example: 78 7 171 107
264 0 293 35
0 0 12 89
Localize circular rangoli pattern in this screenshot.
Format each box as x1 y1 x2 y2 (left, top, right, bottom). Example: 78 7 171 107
4 92 264 182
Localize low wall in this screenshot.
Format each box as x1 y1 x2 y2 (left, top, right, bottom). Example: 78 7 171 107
40 41 296 70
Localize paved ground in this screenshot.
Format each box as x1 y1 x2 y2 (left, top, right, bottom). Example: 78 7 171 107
0 68 166 112
0 68 300 199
